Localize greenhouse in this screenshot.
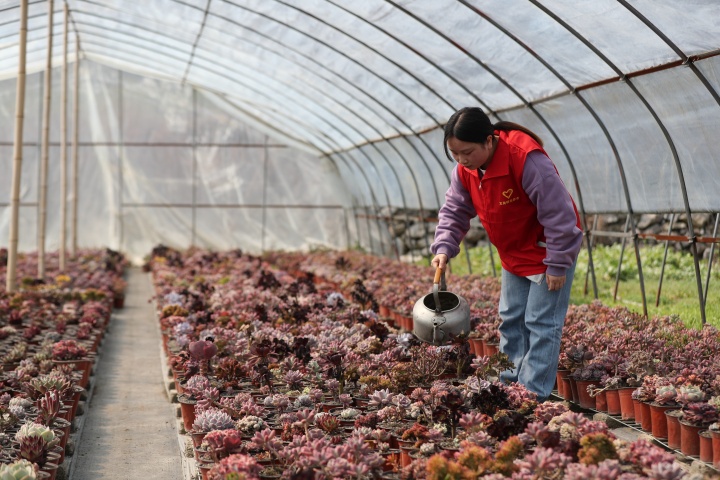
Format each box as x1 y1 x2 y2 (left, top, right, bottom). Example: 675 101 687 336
1 1 720 479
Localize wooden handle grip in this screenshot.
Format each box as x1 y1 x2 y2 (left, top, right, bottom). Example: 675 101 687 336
434 267 443 284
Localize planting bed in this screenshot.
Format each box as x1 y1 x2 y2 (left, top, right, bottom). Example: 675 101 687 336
0 249 128 479
150 246 720 479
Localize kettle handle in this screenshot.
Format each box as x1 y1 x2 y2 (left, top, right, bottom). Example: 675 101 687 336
433 267 447 291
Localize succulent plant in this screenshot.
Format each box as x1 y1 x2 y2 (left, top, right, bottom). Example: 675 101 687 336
2 343 27 364
15 422 58 466
681 401 718 426
676 384 705 405
37 390 61 425
0 459 38 480
51 339 87 361
368 388 394 409
25 374 72 400
192 408 235 433
236 415 266 435
201 429 244 462
283 370 304 391
183 375 211 398
207 453 262 480
315 413 342 434
654 385 677 405
293 394 314 410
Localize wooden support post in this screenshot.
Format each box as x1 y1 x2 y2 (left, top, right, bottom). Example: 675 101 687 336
38 0 54 279
71 35 80 256
6 0 29 293
59 2 68 271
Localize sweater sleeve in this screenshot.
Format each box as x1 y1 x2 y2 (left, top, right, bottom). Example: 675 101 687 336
522 151 583 276
431 165 478 259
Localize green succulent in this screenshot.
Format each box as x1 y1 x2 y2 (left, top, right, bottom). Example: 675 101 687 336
0 459 37 480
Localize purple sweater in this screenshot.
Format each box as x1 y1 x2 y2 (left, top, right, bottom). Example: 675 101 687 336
431 151 583 277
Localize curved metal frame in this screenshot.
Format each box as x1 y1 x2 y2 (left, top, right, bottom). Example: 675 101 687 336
616 0 719 321
43 20 400 255
387 0 597 287
78 1 444 260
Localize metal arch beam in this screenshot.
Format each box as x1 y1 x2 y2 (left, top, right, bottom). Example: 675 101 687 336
617 0 718 324
454 1 599 295
61 10 422 260
66 2 442 259
78 36 401 257
219 0 450 259
530 0 703 322
386 0 597 287
528 0 649 317
331 151 387 256
62 32 396 255
268 0 453 192
75 39 333 150
180 0 211 85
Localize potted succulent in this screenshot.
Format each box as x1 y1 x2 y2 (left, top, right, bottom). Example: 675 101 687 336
679 401 719 457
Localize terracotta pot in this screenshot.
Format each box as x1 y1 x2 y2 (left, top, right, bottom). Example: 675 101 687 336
665 409 683 450
594 390 608 412
399 445 417 468
711 429 720 469
561 375 573 401
402 315 413 331
39 462 59 480
381 449 401 471
484 342 499 356
679 420 703 457
555 368 572 400
618 387 635 421
568 378 579 404
178 394 197 432
639 402 653 432
699 430 713 464
649 403 677 440
191 430 208 448
199 462 213 480
468 337 483 357
379 305 391 319
605 389 621 416
574 380 599 409
633 398 644 426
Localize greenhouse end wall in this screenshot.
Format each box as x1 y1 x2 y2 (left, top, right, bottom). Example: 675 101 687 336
0 60 354 263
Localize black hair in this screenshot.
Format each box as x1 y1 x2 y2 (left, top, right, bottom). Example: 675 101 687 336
442 107 543 162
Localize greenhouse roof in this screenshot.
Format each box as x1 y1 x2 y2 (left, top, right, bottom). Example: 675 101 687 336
1 1 720 225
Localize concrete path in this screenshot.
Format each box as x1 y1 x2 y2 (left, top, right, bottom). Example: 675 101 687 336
71 267 182 480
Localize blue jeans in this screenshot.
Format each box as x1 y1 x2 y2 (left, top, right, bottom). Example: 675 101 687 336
498 263 576 401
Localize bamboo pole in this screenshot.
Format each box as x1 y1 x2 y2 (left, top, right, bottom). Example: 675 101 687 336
59 2 68 271
37 0 54 279
6 0 29 293
71 36 80 256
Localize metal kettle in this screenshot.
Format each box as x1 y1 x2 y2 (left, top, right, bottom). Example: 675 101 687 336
412 267 471 345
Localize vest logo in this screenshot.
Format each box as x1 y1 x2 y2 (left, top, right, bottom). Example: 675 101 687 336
499 189 520 206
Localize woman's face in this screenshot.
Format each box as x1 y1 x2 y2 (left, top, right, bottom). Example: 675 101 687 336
447 135 495 171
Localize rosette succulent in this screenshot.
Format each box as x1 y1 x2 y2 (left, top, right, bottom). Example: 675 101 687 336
681 402 718 426
192 408 235 433
0 459 38 480
676 384 704 405
14 422 58 465
236 415 266 435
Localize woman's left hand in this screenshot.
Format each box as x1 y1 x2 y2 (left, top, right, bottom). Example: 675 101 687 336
546 274 566 291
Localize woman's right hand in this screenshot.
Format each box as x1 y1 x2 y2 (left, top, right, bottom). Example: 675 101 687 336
431 254 448 270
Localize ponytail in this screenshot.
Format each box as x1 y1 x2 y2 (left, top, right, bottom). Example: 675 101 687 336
493 121 543 147
443 107 543 161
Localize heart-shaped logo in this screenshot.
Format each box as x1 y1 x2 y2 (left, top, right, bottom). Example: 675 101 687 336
502 189 513 199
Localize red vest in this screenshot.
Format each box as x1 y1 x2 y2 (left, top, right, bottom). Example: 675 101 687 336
457 130 581 276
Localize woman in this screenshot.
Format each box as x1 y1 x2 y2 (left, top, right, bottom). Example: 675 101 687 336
431 107 583 401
